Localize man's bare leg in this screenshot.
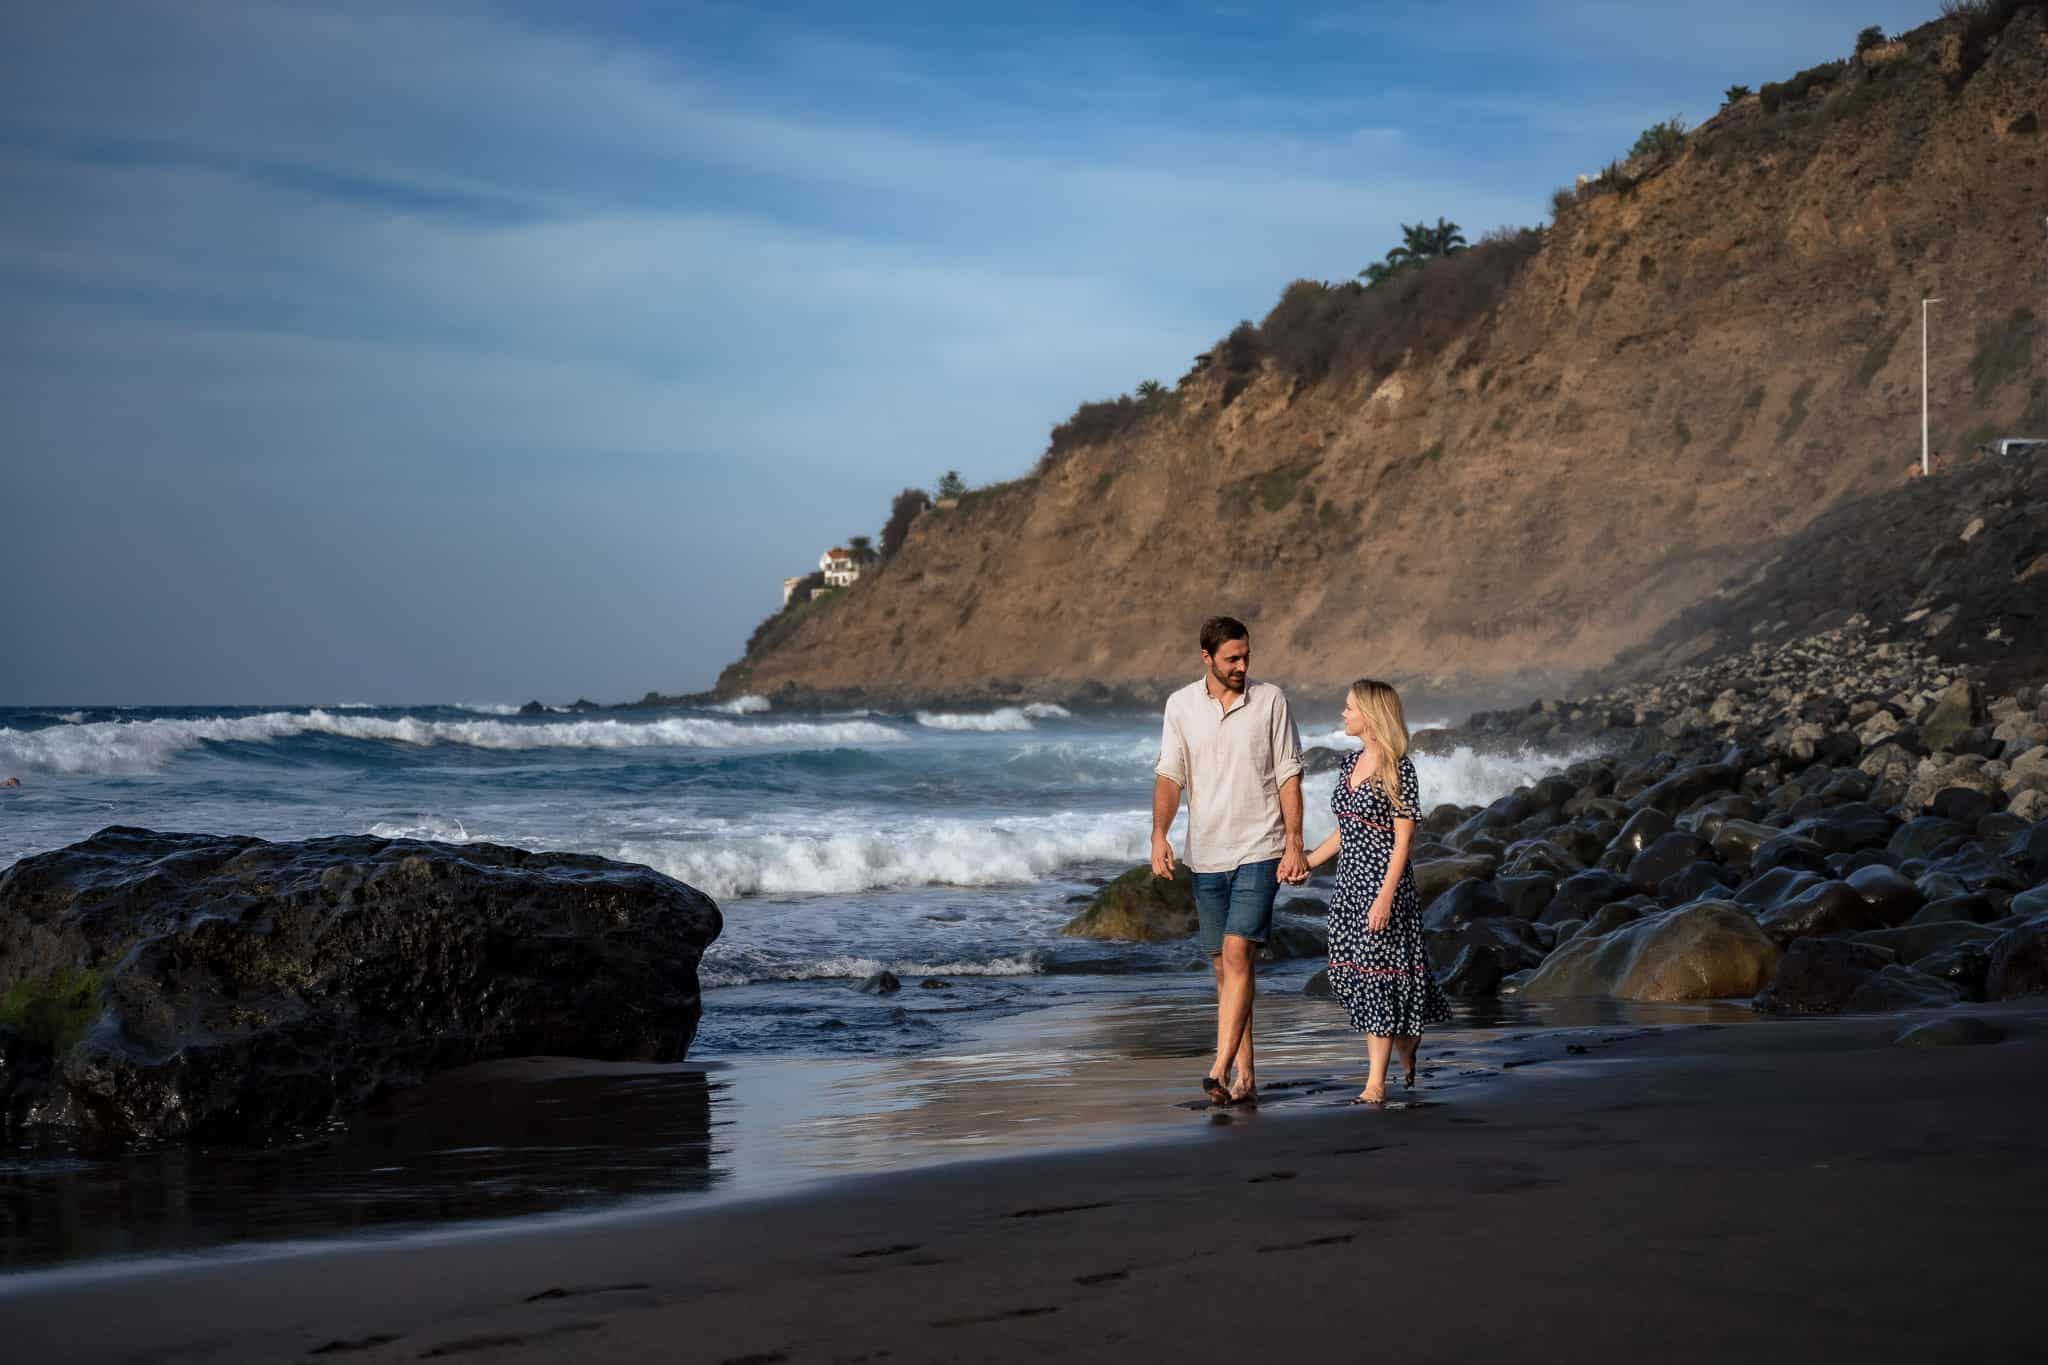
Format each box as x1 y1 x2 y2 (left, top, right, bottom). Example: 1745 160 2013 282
1209 935 1258 1101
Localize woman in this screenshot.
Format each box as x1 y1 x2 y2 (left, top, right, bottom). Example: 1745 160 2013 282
1304 679 1452 1104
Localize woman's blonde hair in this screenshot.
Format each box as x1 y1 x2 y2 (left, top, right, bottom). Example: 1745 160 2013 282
1349 678 1413 816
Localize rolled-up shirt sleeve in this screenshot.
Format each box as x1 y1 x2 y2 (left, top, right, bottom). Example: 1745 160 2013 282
1271 690 1303 786
1155 703 1188 788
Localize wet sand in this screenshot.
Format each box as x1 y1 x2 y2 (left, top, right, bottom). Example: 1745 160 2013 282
6 1001 2044 1364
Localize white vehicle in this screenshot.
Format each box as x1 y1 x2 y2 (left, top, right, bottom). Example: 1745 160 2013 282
1994 436 2046 457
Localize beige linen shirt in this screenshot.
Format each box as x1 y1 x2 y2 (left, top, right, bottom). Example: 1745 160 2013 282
1155 678 1304 874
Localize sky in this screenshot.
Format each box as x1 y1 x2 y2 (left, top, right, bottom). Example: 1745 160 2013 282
0 0 1941 705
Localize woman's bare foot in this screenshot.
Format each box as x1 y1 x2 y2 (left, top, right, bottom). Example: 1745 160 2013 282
1353 1086 1386 1105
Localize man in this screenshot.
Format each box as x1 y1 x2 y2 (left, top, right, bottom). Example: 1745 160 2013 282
1152 615 1306 1106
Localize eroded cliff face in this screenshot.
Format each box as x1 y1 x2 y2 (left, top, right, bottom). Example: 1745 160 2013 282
723 13 2048 706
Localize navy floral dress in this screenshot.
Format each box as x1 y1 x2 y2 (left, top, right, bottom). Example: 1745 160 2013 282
1327 752 1452 1037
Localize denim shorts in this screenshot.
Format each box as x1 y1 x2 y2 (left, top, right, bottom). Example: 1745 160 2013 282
1192 858 1280 956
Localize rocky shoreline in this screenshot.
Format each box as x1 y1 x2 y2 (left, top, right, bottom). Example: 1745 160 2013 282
1067 612 2048 1018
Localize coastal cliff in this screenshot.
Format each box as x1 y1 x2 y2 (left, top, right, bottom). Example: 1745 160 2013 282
719 9 2047 706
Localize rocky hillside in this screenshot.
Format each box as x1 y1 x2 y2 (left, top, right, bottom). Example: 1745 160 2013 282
720 7 2047 707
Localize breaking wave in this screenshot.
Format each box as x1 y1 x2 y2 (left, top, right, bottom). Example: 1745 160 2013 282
621 810 1149 900
915 703 1070 732
708 695 772 715
0 710 906 776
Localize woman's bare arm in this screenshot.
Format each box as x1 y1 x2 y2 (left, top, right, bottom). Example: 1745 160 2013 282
1304 828 1341 870
1369 817 1416 930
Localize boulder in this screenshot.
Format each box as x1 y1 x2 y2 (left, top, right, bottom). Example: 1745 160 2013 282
1920 844 2028 893
1709 819 1779 868
1260 921 1328 961
1520 902 1779 1002
1785 804 1896 855
1440 944 1506 998
0 827 723 1147
1659 861 1735 905
1985 915 2048 1000
1060 864 1196 941
1302 969 1334 998
1628 763 1742 816
1752 939 1895 1015
861 970 902 995
1580 902 1643 938
2013 885 2048 919
1756 880 1886 942
1750 834 1833 879
1606 808 1673 861
1731 866 1827 913
1930 787 1995 825
1426 918 1548 976
1494 873 1558 920
1918 679 1982 753
1422 878 1511 932
1843 864 1924 926
1852 921 2001 964
1889 817 1967 862
1412 854 1499 907
1846 964 1962 1013
1499 840 1582 879
1625 832 1714 895
1540 869 1633 925
1911 893 2002 925
1911 942 1995 1000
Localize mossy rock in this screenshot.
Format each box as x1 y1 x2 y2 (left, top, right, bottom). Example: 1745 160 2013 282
1059 863 1197 941
0 967 103 1052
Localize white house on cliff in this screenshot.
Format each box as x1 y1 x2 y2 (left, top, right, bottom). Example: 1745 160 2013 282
782 547 862 606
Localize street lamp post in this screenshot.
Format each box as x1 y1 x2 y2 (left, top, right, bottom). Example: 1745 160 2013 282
1922 296 1942 478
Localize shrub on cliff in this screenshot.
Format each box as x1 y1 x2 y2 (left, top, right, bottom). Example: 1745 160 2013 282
1258 227 1543 388
1043 394 1149 464
1630 116 1688 161
880 487 932 559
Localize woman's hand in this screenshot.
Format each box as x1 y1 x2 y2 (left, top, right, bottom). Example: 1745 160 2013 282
1368 897 1392 933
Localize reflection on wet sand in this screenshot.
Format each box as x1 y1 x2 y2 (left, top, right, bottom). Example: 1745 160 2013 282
1 986 1765 1274
1 1061 723 1270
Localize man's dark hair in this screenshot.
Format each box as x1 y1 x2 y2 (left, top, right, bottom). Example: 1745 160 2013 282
1199 616 1250 656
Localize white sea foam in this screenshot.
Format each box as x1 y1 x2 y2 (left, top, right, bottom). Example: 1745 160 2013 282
455 703 522 716
56 712 85 725
365 815 475 842
708 694 772 716
0 711 906 776
699 952 1045 989
622 810 1150 900
915 708 1035 732
1022 703 1071 720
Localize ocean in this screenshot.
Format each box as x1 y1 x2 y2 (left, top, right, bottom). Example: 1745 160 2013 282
0 695 1656 1272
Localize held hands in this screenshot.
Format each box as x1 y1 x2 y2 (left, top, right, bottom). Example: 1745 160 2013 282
1151 834 1176 879
1278 842 1309 886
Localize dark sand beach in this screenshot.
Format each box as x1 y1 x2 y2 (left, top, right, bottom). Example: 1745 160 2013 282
7 1002 2043 1364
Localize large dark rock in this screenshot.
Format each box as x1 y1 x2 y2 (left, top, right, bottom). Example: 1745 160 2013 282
1918 679 1982 753
1709 819 1779 868
1911 942 1995 1001
1911 893 2002 925
1426 918 1548 976
1625 831 1713 895
1889 817 1967 862
1756 880 1885 943
1986 915 2048 1000
1847 965 1962 1012
1520 902 1779 1001
1060 863 1196 941
1752 938 1894 1015
1539 869 1632 925
1750 834 1833 879
0 827 723 1147
1659 862 1735 905
1606 808 1673 861
1730 866 1826 913
1921 844 2028 893
1843 864 1924 926
1852 921 2001 964
1628 763 1742 817
2005 821 2048 878
1423 878 1512 933
1493 873 1558 920
1894 1017 2005 1047
1440 944 1507 998
1412 854 1498 908
1785 804 1896 855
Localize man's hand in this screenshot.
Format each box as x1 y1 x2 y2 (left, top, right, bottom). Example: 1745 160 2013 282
1151 833 1177 879
1278 841 1308 886
1367 897 1392 932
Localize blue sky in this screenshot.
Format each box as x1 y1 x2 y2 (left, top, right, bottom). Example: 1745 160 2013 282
0 0 1938 704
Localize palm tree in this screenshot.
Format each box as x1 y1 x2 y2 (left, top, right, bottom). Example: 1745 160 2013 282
847 535 877 567
1359 218 1466 287
1135 379 1165 406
